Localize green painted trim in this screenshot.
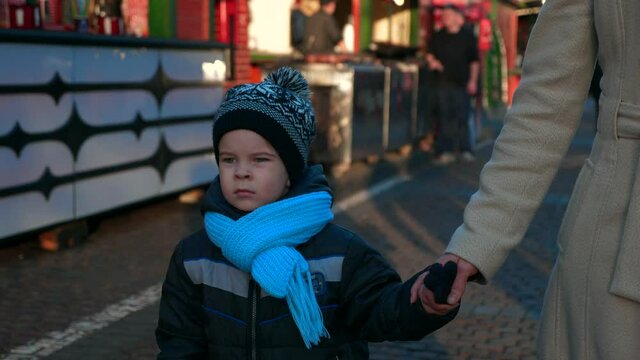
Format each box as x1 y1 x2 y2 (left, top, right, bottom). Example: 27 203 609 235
250 52 281 62
359 0 372 51
169 0 176 38
149 0 175 39
490 0 498 21
409 4 419 47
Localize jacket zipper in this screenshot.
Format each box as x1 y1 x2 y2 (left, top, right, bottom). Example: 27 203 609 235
249 279 259 360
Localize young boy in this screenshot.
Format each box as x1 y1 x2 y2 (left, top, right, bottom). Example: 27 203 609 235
156 67 458 359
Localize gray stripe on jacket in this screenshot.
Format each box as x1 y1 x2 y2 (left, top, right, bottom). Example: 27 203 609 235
184 255 345 298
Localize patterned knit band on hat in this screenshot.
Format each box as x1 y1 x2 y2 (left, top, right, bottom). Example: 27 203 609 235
212 67 316 184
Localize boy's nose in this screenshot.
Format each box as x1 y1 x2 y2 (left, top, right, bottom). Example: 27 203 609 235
234 163 251 178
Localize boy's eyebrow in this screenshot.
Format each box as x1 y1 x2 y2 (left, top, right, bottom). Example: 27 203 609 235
252 151 277 157
218 150 277 157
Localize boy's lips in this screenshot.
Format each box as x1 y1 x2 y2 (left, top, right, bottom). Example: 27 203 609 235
234 189 255 196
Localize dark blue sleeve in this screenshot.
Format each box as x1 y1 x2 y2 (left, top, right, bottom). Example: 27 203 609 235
156 241 207 359
339 234 458 342
291 10 307 46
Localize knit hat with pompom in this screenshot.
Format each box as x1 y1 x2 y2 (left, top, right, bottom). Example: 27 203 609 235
212 67 316 184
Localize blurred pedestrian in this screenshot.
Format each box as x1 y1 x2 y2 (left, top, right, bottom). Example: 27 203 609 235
302 0 345 54
415 0 640 358
426 4 479 164
290 0 308 56
418 64 441 153
156 67 458 358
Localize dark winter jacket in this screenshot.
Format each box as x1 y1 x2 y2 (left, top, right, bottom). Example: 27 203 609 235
156 165 457 359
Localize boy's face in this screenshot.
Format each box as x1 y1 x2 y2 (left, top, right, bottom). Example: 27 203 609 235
218 129 291 212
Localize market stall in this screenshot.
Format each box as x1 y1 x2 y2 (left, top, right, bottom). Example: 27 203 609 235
248 0 431 173
0 0 237 241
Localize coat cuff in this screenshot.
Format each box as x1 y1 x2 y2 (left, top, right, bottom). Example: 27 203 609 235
445 224 510 284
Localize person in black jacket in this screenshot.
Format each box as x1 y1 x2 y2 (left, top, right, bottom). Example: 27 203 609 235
156 67 458 359
426 4 479 164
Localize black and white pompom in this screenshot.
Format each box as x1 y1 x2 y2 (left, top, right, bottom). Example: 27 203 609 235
265 67 311 99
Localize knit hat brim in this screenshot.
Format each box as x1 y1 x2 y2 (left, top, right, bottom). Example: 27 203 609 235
213 109 306 183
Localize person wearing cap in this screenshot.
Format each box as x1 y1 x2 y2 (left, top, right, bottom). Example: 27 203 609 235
155 67 458 359
302 0 345 54
426 4 479 165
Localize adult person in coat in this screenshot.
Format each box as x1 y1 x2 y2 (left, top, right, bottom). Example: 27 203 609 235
411 0 640 358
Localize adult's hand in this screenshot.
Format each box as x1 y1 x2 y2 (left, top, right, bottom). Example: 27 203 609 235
425 54 444 72
410 254 479 315
430 59 444 72
466 80 477 96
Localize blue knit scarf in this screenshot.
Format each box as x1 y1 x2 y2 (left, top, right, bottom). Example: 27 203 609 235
204 191 334 348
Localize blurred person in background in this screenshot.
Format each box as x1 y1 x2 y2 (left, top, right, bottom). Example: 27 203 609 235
302 0 345 54
289 0 315 55
426 4 479 165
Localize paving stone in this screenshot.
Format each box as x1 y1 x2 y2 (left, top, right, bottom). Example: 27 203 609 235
472 305 501 317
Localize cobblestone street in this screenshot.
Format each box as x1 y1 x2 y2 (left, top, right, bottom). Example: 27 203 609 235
0 102 596 359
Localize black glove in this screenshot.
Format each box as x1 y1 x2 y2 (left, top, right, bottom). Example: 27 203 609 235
423 261 458 304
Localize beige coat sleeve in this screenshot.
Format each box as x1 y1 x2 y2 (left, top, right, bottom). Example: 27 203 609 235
446 0 598 280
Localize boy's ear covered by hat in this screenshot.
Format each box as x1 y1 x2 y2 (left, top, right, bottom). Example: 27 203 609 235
212 67 316 184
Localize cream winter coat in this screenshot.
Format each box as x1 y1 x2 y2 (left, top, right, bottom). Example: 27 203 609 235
446 0 640 358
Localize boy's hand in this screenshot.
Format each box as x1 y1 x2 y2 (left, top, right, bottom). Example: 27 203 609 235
423 261 457 304
410 254 479 315
410 261 458 315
